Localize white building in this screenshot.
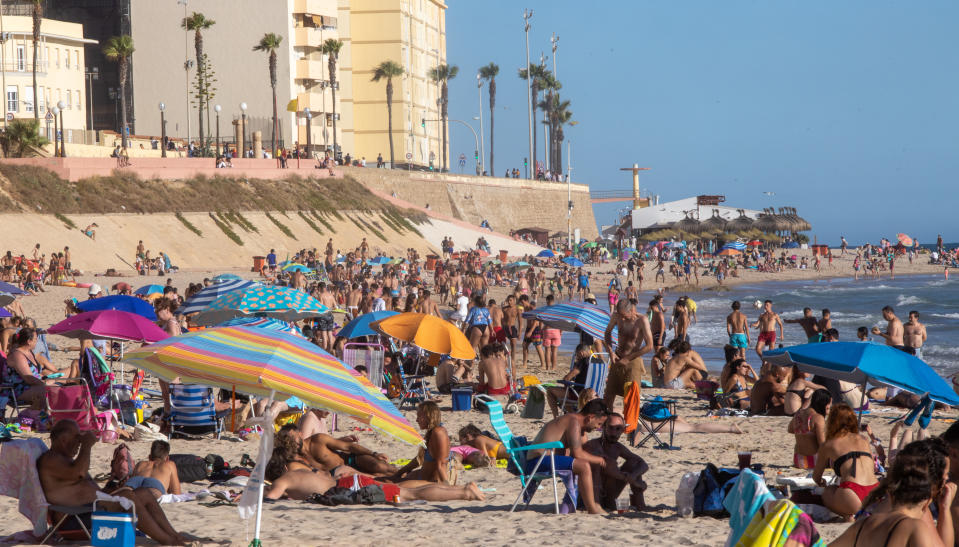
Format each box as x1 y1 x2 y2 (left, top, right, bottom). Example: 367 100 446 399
630 195 761 231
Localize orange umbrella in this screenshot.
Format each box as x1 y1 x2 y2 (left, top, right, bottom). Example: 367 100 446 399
897 233 913 246
718 248 742 256
370 312 476 360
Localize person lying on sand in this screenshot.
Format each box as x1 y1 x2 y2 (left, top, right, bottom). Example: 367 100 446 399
457 424 508 462
129 440 181 498
276 421 396 478
583 413 648 511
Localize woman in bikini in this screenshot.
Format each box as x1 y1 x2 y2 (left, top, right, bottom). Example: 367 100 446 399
393 401 456 484
787 388 830 470
813 403 880 520
831 438 954 547
784 365 826 416
721 358 754 410
457 424 507 462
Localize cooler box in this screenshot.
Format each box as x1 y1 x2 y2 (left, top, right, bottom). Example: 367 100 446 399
451 387 473 411
91 501 136 547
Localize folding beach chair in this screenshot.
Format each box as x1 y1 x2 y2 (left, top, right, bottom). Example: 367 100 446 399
633 396 679 450
0 355 31 424
555 352 610 414
169 384 224 439
394 365 429 410
343 342 386 389
45 379 118 440
485 400 572 514
81 347 117 410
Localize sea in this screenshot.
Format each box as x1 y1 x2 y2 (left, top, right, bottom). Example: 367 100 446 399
560 273 959 378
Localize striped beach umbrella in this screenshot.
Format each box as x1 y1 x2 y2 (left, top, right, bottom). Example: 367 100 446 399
218 316 303 337
212 273 243 283
522 302 618 343
721 241 747 251
195 285 328 326
281 263 312 273
179 279 261 316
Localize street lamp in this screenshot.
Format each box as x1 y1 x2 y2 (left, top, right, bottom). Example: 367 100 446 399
523 8 534 179
56 100 66 157
303 107 312 156
51 106 59 157
239 102 248 157
158 102 167 158
476 73 485 175
213 104 221 156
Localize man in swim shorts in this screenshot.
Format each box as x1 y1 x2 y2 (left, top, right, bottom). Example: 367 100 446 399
785 307 822 343
726 300 750 360
605 299 653 411
476 343 511 395
902 310 927 359
752 299 784 360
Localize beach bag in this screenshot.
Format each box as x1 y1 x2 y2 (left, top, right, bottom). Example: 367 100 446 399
522 385 546 419
641 396 671 420
110 443 134 484
693 464 728 517
170 454 209 483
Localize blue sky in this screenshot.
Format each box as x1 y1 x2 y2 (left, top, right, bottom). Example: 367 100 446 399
445 1 959 245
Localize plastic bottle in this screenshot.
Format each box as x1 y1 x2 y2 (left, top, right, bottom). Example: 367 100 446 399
675 472 698 518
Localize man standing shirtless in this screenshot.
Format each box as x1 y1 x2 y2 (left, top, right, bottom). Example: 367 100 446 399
752 300 784 360
903 311 928 358
501 294 521 356
872 305 905 350
648 297 666 350
604 299 653 411
476 343 511 395
316 283 338 351
784 308 821 344
726 301 750 360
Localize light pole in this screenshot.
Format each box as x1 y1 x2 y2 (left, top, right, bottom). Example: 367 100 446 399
551 33 559 78
178 0 190 146
540 51 549 174
567 139 572 249
51 106 59 157
159 102 167 158
424 117 479 174
523 9 534 179
303 107 312 156
239 102 248 157
213 104 221 156
476 73 485 175
56 100 66 157
84 66 98 135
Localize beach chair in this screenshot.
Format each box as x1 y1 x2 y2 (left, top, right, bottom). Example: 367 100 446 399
554 352 610 414
0 355 30 424
169 384 224 439
633 396 679 450
343 342 386 389
44 379 118 441
81 347 118 410
485 399 571 514
394 364 429 410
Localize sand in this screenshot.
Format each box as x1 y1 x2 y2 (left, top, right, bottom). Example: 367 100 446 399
0 261 952 546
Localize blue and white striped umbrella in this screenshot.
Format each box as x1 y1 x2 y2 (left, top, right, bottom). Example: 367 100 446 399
212 273 243 283
721 241 747 251
522 302 618 344
218 316 304 337
179 279 261 315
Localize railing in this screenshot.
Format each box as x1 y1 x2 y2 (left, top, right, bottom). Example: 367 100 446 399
0 61 48 73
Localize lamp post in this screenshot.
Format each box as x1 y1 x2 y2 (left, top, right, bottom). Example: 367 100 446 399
213 104 221 156
56 100 66 157
239 102 248 157
51 106 59 157
523 8 534 179
476 73 485 175
303 107 312 156
158 102 167 158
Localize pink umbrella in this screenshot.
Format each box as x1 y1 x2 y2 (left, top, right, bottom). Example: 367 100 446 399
48 310 170 343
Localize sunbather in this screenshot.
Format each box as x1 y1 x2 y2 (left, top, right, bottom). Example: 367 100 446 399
457 424 508 461
393 401 456 484
276 420 396 478
584 413 648 511
129 440 181 498
787 389 830 469
37 420 188 545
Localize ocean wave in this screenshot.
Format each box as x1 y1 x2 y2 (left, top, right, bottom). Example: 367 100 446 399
800 284 895 293
922 345 959 357
896 294 926 306
931 313 959 320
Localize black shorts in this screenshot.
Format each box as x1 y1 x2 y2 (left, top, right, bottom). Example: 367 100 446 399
471 324 488 334
507 325 519 339
896 345 916 355
316 312 335 332
652 331 663 348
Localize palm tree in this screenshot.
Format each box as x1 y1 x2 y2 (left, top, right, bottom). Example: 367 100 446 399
552 97 572 172
518 63 549 176
428 63 458 172
537 73 560 171
30 0 42 121
371 60 404 169
103 35 135 149
478 62 498 176
253 33 282 159
182 12 215 153
321 39 343 160
1 119 48 157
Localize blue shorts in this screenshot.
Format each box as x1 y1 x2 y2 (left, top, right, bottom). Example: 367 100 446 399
125 476 167 495
525 454 574 475
729 333 748 349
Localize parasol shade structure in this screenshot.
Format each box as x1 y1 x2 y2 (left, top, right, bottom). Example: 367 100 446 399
725 210 754 233
76 295 158 321
218 316 304 337
48 310 169 343
674 214 703 234
212 274 243 283
194 285 328 326
700 210 727 233
522 302 617 344
179 279 261 316
370 312 475 360
337 310 399 339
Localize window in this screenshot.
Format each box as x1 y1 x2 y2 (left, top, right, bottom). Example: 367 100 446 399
24 86 33 112
66 89 72 110
76 50 81 70
75 90 80 111
44 47 48 68
16 45 25 71
37 85 44 113
65 50 70 70
55 48 59 68
6 85 17 112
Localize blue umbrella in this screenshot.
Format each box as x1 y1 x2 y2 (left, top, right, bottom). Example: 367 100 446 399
562 257 584 267
282 264 312 273
134 284 164 296
782 241 800 249
337 310 399 339
179 280 261 315
0 281 28 296
76 295 157 321
366 256 391 266
721 241 747 251
522 302 617 344
536 249 555 258
765 342 959 406
212 273 243 283
0 307 11 318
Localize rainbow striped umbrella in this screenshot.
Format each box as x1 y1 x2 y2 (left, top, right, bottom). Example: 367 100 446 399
522 302 618 344
123 326 421 445
194 285 328 326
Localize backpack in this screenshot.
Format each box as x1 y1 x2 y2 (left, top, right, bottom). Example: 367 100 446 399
110 443 134 483
693 463 743 517
170 454 209 483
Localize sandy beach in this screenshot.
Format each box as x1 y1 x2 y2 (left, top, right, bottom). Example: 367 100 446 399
0 257 952 546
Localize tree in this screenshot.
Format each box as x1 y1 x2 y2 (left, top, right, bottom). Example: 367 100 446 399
182 12 215 153
551 95 572 172
322 39 343 160
103 35 135 149
537 73 560 172
30 0 42 121
518 63 549 176
478 62 499 176
371 60 404 169
428 63 458 172
253 33 283 159
0 119 48 157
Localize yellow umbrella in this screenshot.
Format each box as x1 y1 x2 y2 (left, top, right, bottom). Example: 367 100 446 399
370 312 476 360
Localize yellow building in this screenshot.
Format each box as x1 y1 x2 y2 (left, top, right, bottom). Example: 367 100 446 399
293 0 342 153
0 16 95 144
338 0 447 168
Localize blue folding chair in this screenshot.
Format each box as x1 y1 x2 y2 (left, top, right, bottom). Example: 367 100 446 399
169 384 223 439
485 400 571 513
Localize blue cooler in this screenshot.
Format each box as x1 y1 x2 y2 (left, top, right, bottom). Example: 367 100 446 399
91 500 136 547
451 387 473 411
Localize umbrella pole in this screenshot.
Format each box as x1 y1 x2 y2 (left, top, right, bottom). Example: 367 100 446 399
251 389 275 547
231 385 236 432
857 380 867 427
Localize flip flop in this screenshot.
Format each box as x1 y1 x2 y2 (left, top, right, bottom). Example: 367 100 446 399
918 395 934 429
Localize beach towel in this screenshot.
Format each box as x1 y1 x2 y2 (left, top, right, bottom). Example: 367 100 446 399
723 469 774 547
735 499 825 547
0 438 49 535
623 381 640 434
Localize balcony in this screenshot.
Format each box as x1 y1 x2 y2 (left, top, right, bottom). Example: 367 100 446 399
293 0 322 14
295 27 323 48
296 59 324 81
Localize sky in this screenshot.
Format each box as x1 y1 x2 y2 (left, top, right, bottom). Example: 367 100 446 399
445 1 959 245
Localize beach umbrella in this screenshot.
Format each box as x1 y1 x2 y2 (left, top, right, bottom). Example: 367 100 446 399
212 273 243 283
0 281 28 296
195 285 329 326
755 209 780 233
562 257 584 267
897 233 913 247
367 256 392 266
701 210 727 233
124 326 424 544
76 295 158 321
726 210 754 233
722 241 747 251
765 342 959 415
522 302 617 344
281 263 312 273
581 242 599 249
48 310 169 343
134 284 164 297
668 241 686 249
782 241 800 249
0 293 16 307
675 215 703 234
370 312 475 360
337 310 399 339
718 249 742 256
759 232 782 243
747 240 762 247
790 208 812 232
0 308 10 318
537 249 556 258
218 316 303 337
179 280 262 316
507 261 532 270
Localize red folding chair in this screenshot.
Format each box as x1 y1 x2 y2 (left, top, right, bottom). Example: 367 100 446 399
45 379 118 441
